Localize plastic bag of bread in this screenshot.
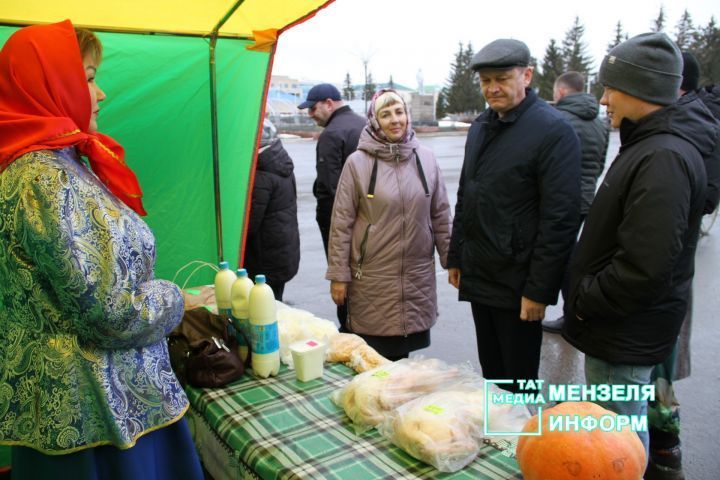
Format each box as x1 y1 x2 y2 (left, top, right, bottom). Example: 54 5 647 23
325 333 367 363
277 302 338 367
331 357 477 433
377 384 530 472
346 344 390 373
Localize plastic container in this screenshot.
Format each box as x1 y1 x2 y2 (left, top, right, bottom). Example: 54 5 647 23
231 269 254 362
249 275 280 378
290 339 326 382
214 261 236 317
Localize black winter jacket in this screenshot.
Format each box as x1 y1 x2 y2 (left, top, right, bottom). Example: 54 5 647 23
245 140 300 284
313 105 366 202
448 89 582 308
563 96 718 365
555 93 609 215
694 84 720 214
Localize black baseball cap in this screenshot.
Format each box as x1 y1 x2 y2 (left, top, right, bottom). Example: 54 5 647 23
298 83 342 109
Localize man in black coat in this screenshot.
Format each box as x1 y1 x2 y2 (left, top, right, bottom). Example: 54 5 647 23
562 33 718 458
447 39 581 393
542 71 609 333
298 83 365 332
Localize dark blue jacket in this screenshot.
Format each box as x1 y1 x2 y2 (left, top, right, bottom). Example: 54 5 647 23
563 95 718 365
313 105 366 202
448 89 582 308
695 84 720 213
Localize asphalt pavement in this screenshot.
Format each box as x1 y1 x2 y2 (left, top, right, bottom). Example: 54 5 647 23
280 132 719 479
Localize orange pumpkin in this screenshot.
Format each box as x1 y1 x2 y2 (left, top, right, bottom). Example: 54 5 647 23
516 401 646 480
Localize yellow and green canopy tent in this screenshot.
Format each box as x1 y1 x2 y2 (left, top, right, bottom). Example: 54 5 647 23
0 0 335 285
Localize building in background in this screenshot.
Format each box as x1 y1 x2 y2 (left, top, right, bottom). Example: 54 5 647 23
269 75 303 99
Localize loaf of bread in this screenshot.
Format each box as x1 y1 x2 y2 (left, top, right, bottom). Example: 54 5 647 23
346 344 390 373
325 333 367 363
378 385 531 472
380 389 481 472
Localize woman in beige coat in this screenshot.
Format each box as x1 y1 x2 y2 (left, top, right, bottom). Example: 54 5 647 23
326 89 452 360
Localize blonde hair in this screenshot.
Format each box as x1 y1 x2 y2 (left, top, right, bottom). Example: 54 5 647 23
75 28 103 64
374 91 405 114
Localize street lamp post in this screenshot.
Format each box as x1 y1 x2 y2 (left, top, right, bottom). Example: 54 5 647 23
364 59 369 113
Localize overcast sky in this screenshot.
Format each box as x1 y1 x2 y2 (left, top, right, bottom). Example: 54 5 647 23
272 0 717 89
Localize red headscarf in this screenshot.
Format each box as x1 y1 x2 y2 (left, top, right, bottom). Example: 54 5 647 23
0 20 146 215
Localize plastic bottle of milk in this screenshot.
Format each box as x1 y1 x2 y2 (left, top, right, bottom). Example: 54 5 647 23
231 269 254 362
249 275 280 378
214 261 236 317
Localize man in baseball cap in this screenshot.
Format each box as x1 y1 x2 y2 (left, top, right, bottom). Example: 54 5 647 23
298 83 342 112
297 83 365 333
447 38 581 395
562 33 719 463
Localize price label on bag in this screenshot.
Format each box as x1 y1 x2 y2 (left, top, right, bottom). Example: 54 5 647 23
423 404 445 415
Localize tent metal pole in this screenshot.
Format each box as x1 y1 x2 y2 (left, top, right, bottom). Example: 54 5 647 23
208 0 246 263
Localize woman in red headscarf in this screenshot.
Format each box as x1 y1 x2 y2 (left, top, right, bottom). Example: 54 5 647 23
0 21 202 479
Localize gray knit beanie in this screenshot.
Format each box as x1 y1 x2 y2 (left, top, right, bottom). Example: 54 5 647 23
598 32 682 106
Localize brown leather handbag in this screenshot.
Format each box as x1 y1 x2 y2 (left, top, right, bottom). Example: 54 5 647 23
185 337 245 388
168 308 246 388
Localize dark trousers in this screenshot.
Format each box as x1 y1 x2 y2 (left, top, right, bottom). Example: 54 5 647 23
385 353 409 362
270 281 285 302
317 198 348 333
470 302 543 393
560 213 587 301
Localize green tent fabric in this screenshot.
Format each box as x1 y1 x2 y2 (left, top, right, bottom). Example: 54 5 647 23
0 26 269 285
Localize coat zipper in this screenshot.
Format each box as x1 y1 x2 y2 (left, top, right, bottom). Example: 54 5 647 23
355 223 372 279
394 152 408 337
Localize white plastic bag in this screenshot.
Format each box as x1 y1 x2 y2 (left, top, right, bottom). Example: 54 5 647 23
276 302 337 368
377 383 530 472
331 357 477 434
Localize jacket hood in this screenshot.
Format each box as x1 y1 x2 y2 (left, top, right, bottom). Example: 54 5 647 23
555 92 600 120
697 84 720 119
356 126 421 162
257 139 294 177
620 94 720 157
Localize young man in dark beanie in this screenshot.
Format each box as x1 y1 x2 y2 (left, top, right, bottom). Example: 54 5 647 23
644 50 720 480
561 32 719 466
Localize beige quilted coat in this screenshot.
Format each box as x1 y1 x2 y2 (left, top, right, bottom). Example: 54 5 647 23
326 129 452 336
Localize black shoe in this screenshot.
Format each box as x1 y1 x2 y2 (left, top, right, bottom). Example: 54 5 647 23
542 316 565 333
645 445 684 480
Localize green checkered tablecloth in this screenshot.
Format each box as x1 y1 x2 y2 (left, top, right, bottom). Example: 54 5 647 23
185 363 522 480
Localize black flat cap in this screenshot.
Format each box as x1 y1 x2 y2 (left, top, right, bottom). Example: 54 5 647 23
471 39 530 71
